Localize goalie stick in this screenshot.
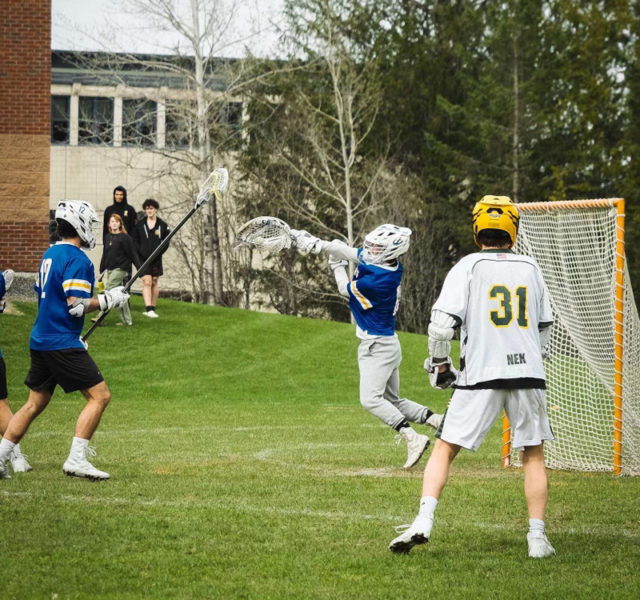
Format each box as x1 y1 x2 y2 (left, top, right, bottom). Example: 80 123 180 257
82 167 229 341
234 216 293 254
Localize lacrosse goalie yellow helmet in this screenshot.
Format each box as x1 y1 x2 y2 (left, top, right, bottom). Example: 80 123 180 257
472 195 519 248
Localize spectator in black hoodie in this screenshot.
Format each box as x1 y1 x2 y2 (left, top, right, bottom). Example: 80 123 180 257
103 186 137 243
134 198 170 318
99 214 141 326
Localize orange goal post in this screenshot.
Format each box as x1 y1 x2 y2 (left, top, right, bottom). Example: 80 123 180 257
501 198 640 476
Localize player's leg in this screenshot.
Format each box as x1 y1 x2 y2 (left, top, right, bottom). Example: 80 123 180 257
0 398 32 473
74 381 111 440
44 349 111 481
507 388 555 558
522 444 555 557
0 360 34 474
389 439 460 553
381 360 435 467
63 381 111 481
0 388 51 478
390 389 503 553
384 368 443 430
358 338 429 468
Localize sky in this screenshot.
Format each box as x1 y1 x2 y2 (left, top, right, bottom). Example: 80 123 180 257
51 0 286 58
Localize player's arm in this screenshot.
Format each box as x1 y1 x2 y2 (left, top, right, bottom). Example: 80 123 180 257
328 254 350 297
424 309 460 389
67 286 130 317
289 230 359 262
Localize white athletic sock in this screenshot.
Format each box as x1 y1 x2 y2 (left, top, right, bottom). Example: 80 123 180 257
529 518 545 536
12 442 24 457
0 437 16 461
70 436 89 458
419 495 438 517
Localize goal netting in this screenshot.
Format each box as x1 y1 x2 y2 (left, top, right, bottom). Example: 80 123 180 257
504 199 640 476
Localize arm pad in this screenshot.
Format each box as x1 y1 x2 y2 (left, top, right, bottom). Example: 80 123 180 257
69 298 91 317
333 265 350 297
323 240 359 262
427 310 458 359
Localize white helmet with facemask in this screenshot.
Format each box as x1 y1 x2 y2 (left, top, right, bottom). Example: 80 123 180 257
55 200 100 250
361 224 412 265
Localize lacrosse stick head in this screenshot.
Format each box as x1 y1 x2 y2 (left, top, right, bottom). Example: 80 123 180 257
196 167 229 207
234 216 292 254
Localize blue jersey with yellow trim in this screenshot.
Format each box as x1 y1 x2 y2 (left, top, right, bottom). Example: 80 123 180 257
31 242 95 351
347 249 403 336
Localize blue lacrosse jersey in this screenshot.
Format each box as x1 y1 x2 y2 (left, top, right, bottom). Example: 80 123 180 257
30 242 95 351
0 270 5 358
346 250 403 336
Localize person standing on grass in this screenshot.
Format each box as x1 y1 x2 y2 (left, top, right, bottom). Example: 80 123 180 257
389 196 556 558
134 198 170 319
0 200 130 481
0 269 32 474
103 185 137 243
99 213 141 326
289 225 443 470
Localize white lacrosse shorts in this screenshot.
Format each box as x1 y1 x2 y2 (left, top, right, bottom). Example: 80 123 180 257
440 387 555 452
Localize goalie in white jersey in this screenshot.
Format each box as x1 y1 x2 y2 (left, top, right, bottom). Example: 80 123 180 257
389 196 556 558
290 225 443 469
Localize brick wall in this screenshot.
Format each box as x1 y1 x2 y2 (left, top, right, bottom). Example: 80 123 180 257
0 0 51 271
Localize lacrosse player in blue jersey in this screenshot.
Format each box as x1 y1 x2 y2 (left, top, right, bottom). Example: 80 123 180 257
388 196 555 558
0 269 32 474
0 201 130 481
291 225 443 469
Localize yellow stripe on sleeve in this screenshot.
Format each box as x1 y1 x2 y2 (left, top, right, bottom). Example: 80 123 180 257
349 281 372 310
63 279 92 294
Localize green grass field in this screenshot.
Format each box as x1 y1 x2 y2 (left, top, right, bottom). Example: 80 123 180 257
1 297 639 599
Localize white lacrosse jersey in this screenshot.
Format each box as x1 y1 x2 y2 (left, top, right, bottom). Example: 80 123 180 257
432 249 553 388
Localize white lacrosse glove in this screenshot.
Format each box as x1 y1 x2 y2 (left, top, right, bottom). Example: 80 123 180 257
328 254 348 271
290 229 324 255
424 357 458 389
68 298 91 317
98 286 130 311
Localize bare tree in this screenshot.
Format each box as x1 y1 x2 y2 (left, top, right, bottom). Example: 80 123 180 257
68 0 276 305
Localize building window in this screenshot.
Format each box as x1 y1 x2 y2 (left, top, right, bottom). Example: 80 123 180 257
123 98 157 146
51 95 70 144
78 97 114 145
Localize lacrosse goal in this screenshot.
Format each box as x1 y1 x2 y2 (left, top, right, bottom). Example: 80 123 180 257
501 198 640 476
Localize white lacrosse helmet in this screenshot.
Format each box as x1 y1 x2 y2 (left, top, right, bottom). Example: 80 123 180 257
361 224 412 265
55 200 100 249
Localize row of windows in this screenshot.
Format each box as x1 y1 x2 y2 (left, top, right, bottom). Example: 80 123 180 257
51 95 243 149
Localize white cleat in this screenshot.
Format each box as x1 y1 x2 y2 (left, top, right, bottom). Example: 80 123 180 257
426 412 444 431
63 446 109 481
143 310 159 318
389 514 434 554
0 457 11 479
527 532 556 558
398 427 430 469
10 449 32 473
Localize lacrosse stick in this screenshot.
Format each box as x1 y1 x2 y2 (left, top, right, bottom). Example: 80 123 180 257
82 167 229 341
234 216 293 254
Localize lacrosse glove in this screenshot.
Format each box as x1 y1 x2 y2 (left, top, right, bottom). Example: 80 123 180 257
424 357 458 389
